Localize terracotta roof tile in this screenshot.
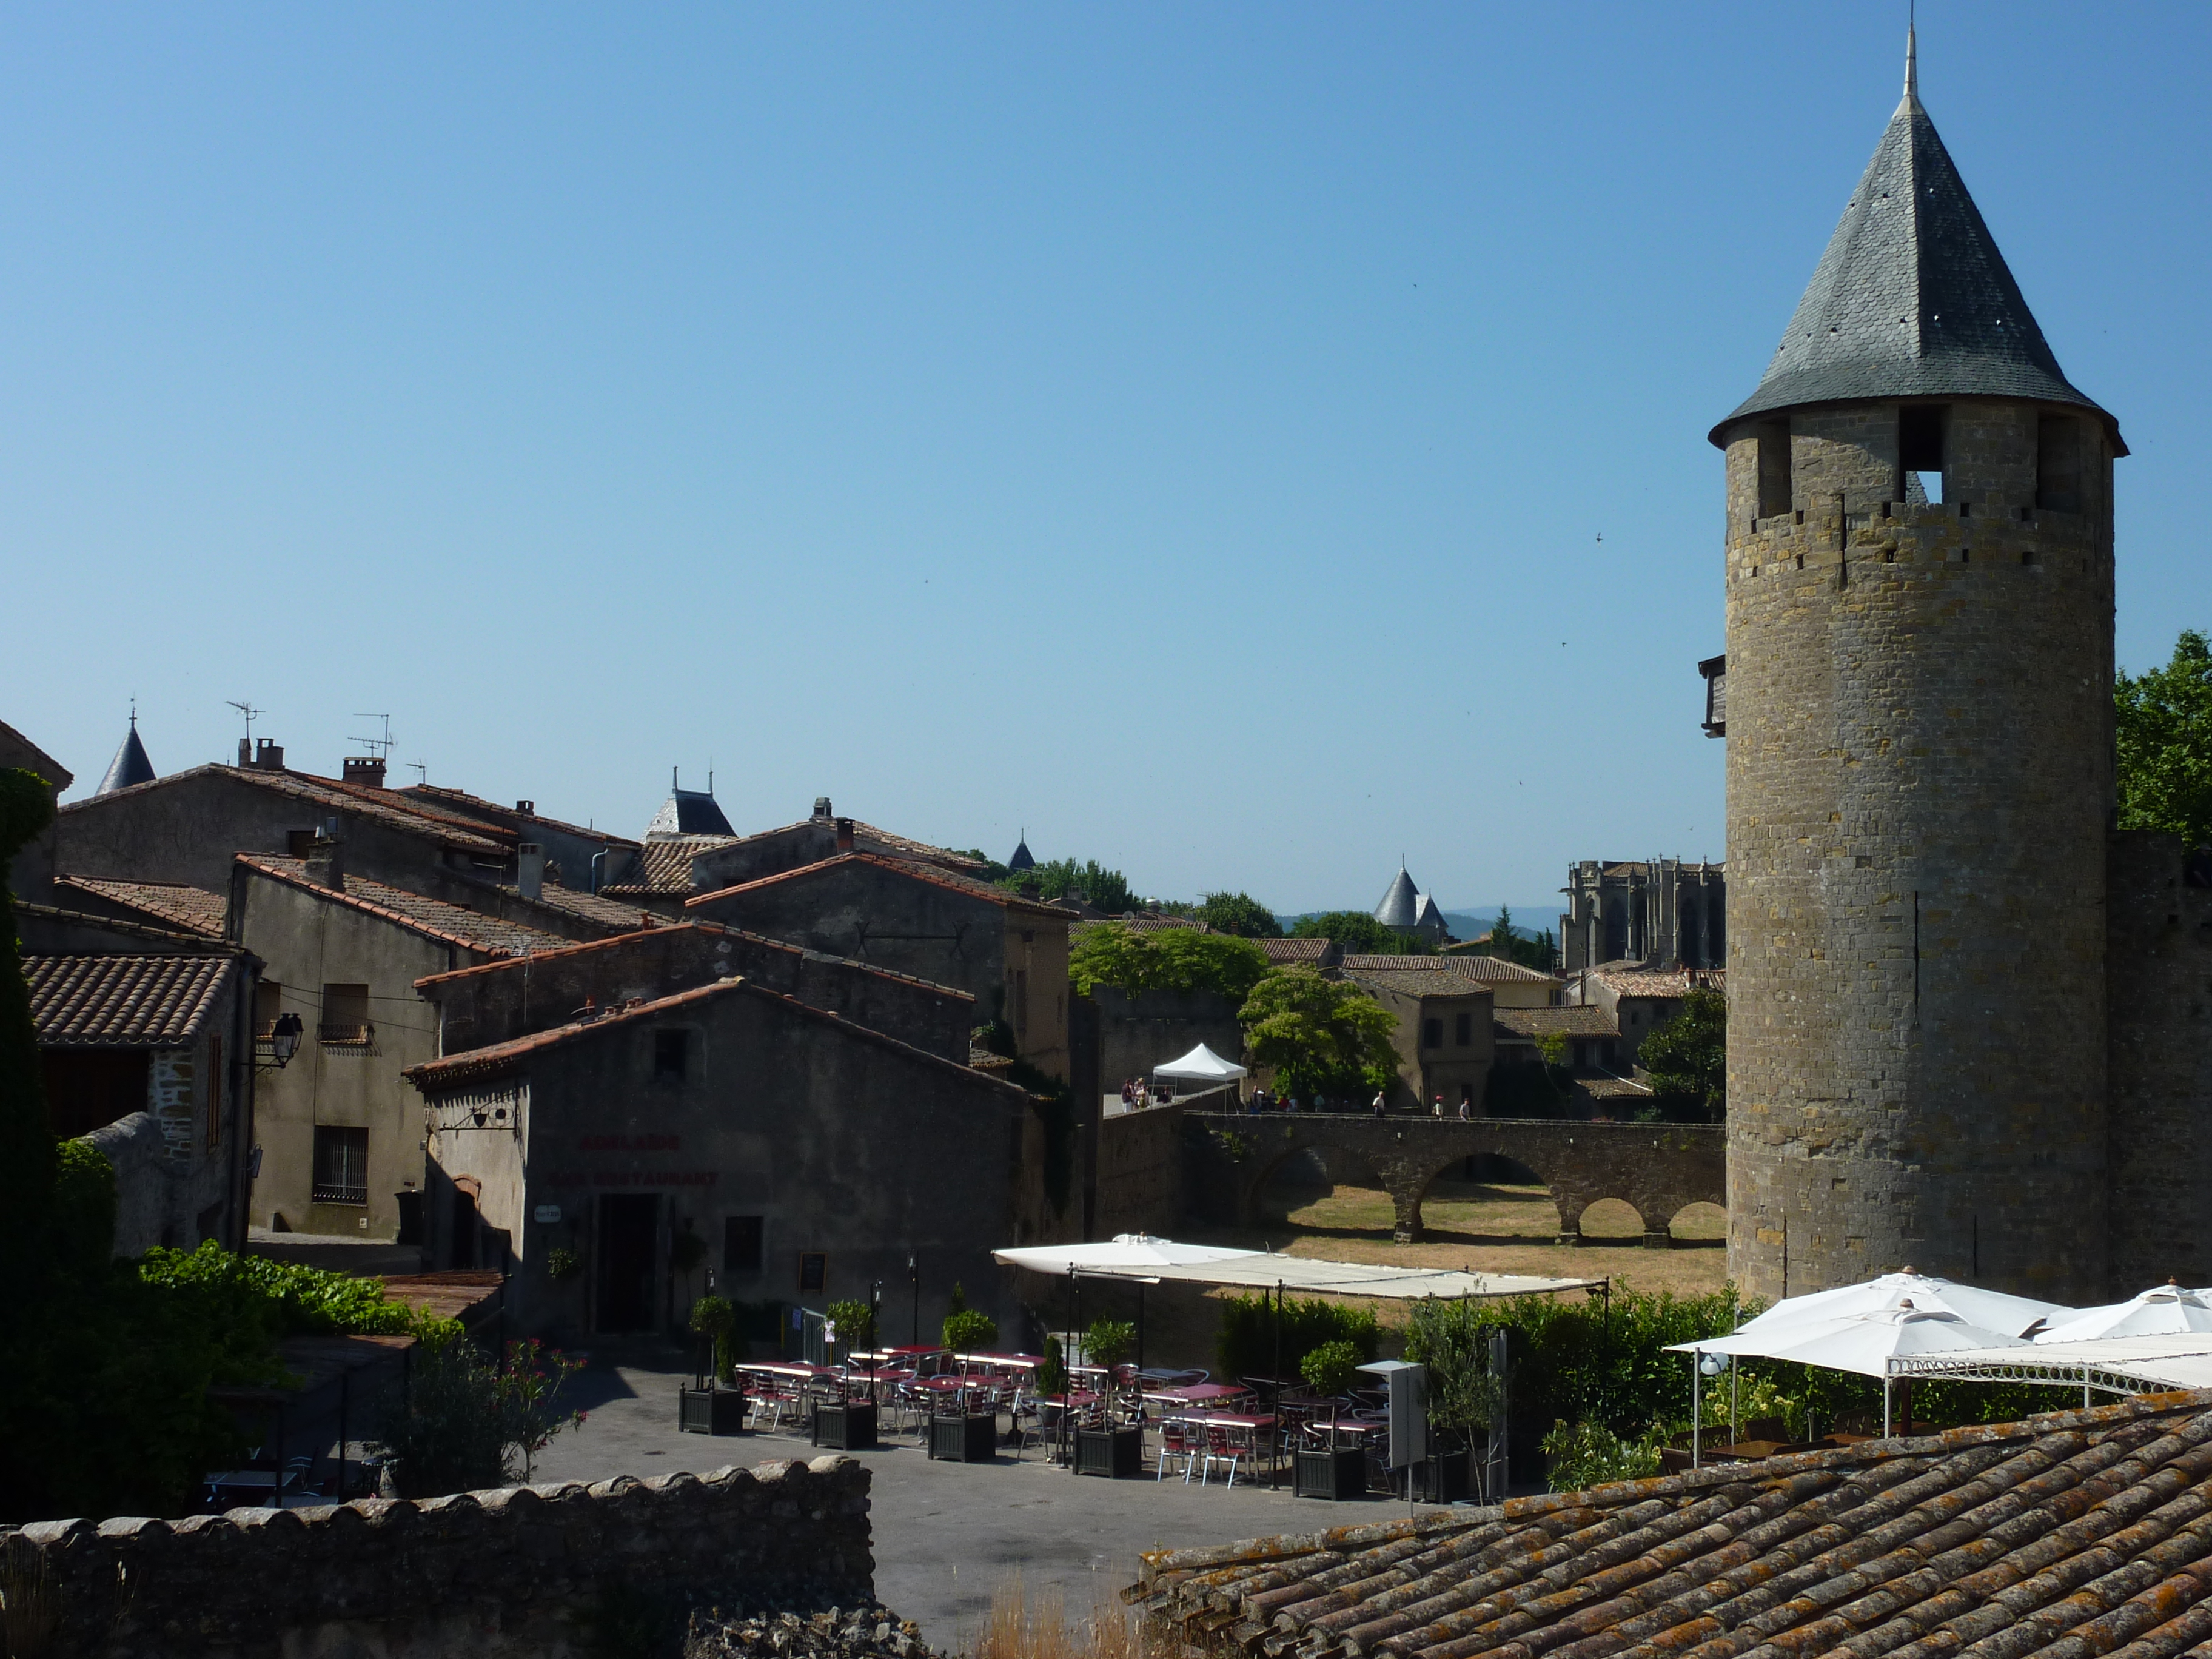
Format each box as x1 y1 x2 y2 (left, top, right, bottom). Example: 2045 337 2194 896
1578 962 1726 997
61 765 509 856
506 882 669 933
598 837 743 895
1495 1006 1619 1039
1349 953 1561 984
27 953 238 1046
396 784 640 851
1261 938 1332 964
405 974 1025 1098
1347 967 1495 999
686 852 1079 920
238 856 571 958
714 816 988 873
1131 1392 2212 1659
53 876 227 937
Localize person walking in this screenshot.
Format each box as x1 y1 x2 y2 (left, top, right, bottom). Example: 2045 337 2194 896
1371 1089 1386 1118
1432 1093 1444 1119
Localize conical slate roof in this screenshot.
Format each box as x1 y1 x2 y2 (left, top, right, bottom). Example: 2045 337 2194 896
644 770 734 840
1008 833 1035 872
1712 36 2120 452
93 720 155 796
1373 866 1421 931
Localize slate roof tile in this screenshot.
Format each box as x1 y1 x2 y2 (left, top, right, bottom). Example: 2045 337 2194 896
1131 1394 2212 1659
28 953 238 1046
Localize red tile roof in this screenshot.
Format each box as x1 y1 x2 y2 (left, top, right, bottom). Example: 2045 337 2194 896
1347 967 1496 1000
404 974 1026 1097
686 852 1079 920
1578 962 1727 997
1260 937 1332 964
711 816 989 873
1494 1005 1619 1039
396 784 640 851
238 856 571 958
598 837 743 895
508 882 669 934
53 876 227 937
28 953 239 1046
1134 1393 2212 1659
1349 953 1560 984
62 765 511 857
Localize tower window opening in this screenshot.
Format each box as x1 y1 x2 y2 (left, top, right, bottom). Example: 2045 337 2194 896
1756 420 1792 518
1899 404 1946 504
2037 414 2083 512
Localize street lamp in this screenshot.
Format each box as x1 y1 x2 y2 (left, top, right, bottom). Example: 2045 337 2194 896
268 1011 304 1069
907 1253 919 1346
870 1280 885 1402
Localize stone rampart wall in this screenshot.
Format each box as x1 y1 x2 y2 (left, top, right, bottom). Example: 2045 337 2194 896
3 1455 871 1659
1094 1102 1184 1238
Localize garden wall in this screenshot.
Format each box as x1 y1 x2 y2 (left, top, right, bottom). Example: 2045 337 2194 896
1093 1101 1184 1238
3 1455 871 1659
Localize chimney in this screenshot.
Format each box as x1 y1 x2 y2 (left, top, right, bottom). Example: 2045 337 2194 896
813 797 834 821
304 835 346 891
252 739 286 771
342 756 387 788
1319 939 1346 973
515 800 535 816
834 817 855 853
517 843 546 900
238 738 251 766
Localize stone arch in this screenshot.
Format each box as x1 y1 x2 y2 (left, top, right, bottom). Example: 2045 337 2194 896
1575 1197 1649 1239
1667 1200 1728 1243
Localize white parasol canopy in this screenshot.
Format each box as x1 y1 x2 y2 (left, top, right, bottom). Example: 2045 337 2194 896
994 1235 1598 1301
2035 1283 2212 1344
1740 1305 2029 1379
1722 1270 2069 1342
1151 1043 1247 1081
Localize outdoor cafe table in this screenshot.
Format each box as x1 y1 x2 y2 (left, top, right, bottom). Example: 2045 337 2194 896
1144 1383 1251 1407
740 1362 836 1379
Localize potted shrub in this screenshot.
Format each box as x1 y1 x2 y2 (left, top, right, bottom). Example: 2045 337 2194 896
1293 1339 1367 1500
679 1295 748 1434
1073 1316 1141 1475
811 1298 879 1449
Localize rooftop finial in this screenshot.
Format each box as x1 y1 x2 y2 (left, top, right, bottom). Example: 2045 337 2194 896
1904 13 1919 106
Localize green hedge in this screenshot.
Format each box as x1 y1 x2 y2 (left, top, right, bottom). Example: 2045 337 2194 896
1217 1294 1379 1382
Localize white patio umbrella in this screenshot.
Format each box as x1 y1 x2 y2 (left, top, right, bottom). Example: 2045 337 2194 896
1762 1304 2029 1436
1727 1270 2069 1342
991 1233 1259 1278
2036 1282 2212 1344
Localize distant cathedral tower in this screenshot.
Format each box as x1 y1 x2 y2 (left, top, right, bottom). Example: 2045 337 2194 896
1716 34 2122 1304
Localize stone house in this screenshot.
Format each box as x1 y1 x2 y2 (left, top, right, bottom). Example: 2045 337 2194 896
394 782 640 897
684 850 1074 1079
20 901 255 1255
1343 964 1496 1113
229 849 571 1242
1342 952 1563 1010
1557 857 1726 973
1563 960 1721 1064
401 974 1058 1340
0 717 72 802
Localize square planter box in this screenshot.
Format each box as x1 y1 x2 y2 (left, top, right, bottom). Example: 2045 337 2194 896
1415 1449 1473 1504
813 1400 879 1451
678 1386 750 1436
1295 1446 1368 1500
930 1411 997 1463
1074 1424 1144 1478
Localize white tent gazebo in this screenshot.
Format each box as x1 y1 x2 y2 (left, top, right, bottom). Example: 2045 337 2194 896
1150 1042 1246 1102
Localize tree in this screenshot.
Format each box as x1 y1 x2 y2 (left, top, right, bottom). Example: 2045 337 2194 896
1639 988 1727 1116
1287 910 1431 954
1069 922 1269 1000
997 856 1138 916
1238 968 1401 1099
1195 892 1282 937
2116 629 2212 845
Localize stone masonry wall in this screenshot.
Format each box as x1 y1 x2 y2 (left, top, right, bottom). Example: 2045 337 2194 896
1094 1102 1185 1238
1722 399 2115 1304
3 1455 872 1659
2107 831 2212 1291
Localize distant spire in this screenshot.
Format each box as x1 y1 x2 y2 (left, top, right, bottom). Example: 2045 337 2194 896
1903 20 1918 106
95 714 156 796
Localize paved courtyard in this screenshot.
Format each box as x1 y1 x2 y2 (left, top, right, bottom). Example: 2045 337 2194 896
526 1345 1446 1647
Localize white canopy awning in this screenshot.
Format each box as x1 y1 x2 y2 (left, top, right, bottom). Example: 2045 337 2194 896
1152 1043 1247 1082
1893 1332 2212 1393
1720 1271 2068 1343
2035 1284 2212 1345
994 1235 1599 1301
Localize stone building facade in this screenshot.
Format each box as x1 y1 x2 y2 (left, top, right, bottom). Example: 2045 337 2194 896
1717 42 2124 1303
1558 859 1725 973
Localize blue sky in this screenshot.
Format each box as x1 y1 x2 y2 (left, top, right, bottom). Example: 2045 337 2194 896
3 4 2204 914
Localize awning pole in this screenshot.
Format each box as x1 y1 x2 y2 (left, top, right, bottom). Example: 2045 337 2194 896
1691 1353 1701 1469
2083 1366 2091 1410
1883 1373 1892 1438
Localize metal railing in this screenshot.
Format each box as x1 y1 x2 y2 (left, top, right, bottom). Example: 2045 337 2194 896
318 1022 374 1046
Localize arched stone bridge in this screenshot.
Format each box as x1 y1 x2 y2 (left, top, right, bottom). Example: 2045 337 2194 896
1184 1111 1725 1245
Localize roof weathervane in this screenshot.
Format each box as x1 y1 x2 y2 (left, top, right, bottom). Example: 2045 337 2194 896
1904 7 1918 105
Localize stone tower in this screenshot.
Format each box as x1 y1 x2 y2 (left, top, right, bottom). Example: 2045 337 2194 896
1715 35 2124 1304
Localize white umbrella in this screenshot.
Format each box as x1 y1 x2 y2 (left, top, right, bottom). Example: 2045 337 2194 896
992 1233 1260 1279
1763 1304 2028 1437
1727 1270 2068 1342
1152 1043 1247 1082
2036 1282 2212 1344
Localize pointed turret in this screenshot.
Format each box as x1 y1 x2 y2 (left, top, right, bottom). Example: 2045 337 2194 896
1008 831 1035 873
1373 865 1421 931
643 767 734 840
93 714 155 796
1712 32 2121 451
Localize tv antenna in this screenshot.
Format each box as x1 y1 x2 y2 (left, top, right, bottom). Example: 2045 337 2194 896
348 713 395 759
224 701 263 746
405 759 428 785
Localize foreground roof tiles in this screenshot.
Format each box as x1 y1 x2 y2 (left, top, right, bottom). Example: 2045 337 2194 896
1351 954 1559 985
1131 1392 2212 1659
53 876 227 937
28 954 238 1046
